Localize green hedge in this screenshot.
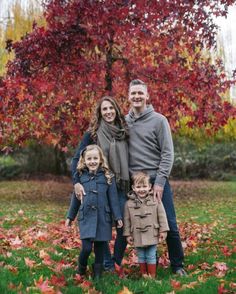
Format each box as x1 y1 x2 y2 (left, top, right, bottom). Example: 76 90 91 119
172 138 236 180
0 156 21 180
1 139 236 180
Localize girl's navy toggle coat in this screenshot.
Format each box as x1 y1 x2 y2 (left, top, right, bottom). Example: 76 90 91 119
67 169 122 241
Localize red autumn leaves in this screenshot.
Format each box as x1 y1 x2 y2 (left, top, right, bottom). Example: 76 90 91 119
1 0 236 149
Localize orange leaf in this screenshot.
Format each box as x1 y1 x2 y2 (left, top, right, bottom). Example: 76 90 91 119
80 280 93 290
49 275 67 287
10 236 23 248
213 262 228 272
18 209 24 216
171 280 181 289
218 283 228 294
6 265 18 274
230 282 236 289
117 286 133 294
34 276 55 294
24 257 36 268
74 273 84 284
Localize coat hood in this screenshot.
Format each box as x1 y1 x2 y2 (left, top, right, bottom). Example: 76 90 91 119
127 190 155 206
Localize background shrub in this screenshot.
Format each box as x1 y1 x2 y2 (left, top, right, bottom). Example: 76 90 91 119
172 137 236 180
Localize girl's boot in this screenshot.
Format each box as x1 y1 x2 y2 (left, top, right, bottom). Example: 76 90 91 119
92 263 103 279
77 263 87 276
139 263 147 276
147 263 156 278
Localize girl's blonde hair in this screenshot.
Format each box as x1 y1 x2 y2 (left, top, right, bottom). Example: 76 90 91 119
77 144 113 184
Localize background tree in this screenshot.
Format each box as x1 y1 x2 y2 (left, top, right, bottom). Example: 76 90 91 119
0 0 236 151
0 0 45 75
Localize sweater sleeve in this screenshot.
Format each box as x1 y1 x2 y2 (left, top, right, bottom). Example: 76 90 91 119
155 117 174 187
157 201 169 232
71 132 95 184
67 191 81 220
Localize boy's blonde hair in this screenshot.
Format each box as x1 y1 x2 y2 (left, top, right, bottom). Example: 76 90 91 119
132 171 150 186
77 144 112 184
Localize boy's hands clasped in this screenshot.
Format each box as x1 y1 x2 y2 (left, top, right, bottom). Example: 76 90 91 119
159 231 167 243
126 236 134 245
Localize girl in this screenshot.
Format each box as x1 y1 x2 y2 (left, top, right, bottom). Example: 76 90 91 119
66 145 123 279
71 96 129 274
123 172 169 278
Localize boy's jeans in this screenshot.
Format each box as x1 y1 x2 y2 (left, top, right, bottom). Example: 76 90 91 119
136 245 156 264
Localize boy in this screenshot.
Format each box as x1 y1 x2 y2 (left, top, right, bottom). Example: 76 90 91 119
123 172 169 277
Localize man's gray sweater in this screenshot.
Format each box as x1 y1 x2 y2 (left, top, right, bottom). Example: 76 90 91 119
126 105 174 187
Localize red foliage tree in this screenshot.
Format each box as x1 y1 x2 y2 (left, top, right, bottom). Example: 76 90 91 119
0 0 236 149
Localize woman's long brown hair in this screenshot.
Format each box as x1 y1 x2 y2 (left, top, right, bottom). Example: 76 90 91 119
89 96 128 139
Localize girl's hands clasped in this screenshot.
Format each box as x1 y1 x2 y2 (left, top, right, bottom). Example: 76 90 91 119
65 218 72 227
117 219 123 228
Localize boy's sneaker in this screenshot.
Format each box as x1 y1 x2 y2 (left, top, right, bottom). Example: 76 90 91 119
103 264 115 272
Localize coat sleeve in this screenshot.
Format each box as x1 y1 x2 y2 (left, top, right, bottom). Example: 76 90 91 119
67 191 81 220
71 132 95 184
154 117 174 187
107 177 122 221
123 202 131 236
157 201 169 232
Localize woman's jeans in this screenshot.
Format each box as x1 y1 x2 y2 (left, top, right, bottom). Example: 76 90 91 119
103 189 127 269
150 178 184 272
79 239 106 266
136 245 157 264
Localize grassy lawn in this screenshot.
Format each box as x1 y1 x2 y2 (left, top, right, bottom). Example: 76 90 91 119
0 179 235 294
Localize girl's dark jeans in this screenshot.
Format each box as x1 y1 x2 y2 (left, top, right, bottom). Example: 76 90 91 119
79 239 106 266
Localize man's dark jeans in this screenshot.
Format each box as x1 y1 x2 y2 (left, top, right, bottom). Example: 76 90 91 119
150 177 184 272
103 189 127 269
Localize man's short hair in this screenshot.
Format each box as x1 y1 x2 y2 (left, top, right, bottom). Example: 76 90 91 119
129 79 147 92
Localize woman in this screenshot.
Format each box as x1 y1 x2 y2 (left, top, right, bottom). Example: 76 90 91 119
71 96 129 273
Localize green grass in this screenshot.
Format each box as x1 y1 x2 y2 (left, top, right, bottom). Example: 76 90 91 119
0 180 235 293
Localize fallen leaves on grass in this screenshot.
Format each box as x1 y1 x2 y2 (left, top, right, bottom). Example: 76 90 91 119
1 179 235 293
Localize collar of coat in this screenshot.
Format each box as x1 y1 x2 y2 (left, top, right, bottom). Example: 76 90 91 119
79 168 107 182
127 190 156 208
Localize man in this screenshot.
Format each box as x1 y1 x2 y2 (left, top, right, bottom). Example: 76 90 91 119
126 79 186 276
